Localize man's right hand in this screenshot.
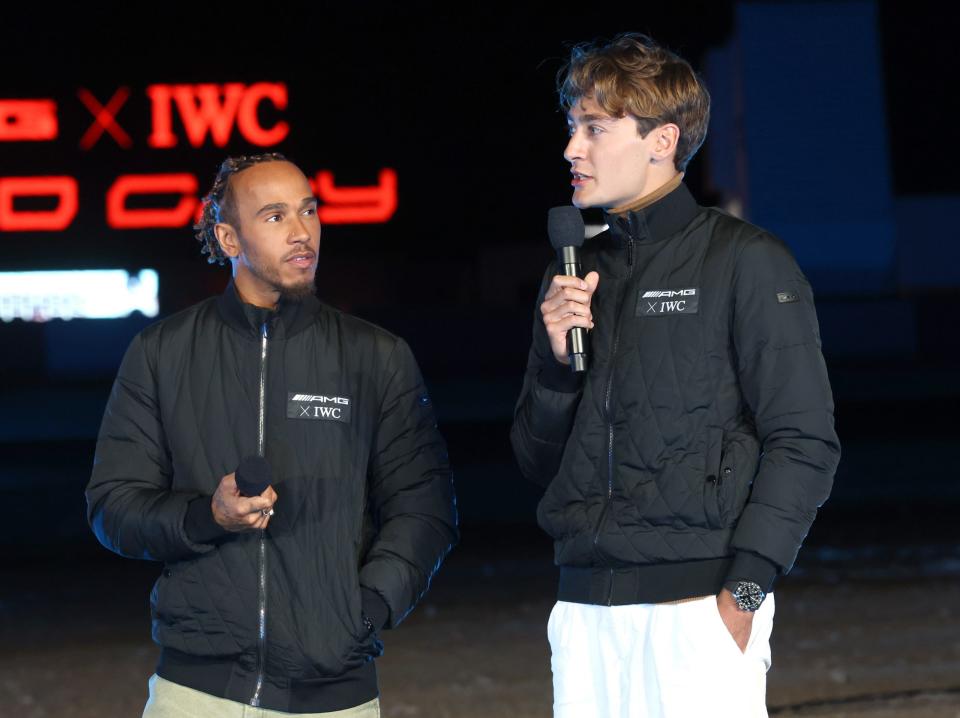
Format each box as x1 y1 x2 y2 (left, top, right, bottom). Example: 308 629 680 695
211 472 277 532
540 271 600 365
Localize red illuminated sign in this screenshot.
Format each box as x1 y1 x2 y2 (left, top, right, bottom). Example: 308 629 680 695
315 170 398 224
147 83 289 148
107 174 200 229
0 100 58 141
0 171 397 231
0 177 78 231
78 87 132 149
1 82 397 231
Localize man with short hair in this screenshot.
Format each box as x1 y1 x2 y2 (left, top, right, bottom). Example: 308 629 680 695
87 153 458 717
511 34 840 717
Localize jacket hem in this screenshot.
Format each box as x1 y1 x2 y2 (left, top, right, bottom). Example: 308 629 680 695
158 647 378 713
558 557 733 605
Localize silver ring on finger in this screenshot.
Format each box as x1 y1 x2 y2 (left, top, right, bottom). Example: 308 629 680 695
261 508 274 517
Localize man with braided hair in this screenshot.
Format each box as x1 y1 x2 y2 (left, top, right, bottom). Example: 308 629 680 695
511 34 839 717
87 153 458 717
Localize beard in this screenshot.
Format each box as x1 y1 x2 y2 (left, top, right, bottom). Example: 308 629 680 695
244 250 316 303
278 278 316 302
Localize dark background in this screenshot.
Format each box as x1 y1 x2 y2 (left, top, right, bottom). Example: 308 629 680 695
2 0 956 537
1 2 959 714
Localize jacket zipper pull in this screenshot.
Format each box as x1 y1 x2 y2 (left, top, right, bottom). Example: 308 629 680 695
627 236 634 266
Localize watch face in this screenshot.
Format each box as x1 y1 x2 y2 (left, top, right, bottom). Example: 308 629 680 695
734 582 765 612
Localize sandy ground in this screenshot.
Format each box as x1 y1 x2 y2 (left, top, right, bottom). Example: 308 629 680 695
3 534 960 718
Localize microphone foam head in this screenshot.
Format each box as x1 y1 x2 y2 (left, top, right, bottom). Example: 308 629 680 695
236 455 272 497
548 206 586 250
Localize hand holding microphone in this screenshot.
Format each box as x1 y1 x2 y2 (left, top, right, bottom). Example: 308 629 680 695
542 206 599 372
212 456 277 532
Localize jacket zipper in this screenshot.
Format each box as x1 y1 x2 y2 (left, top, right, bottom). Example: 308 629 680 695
250 321 269 707
593 233 635 605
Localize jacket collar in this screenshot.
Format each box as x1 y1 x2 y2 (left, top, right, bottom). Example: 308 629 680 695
216 278 322 338
603 181 699 246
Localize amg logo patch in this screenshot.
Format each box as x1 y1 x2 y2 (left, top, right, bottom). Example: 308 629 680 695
637 287 699 317
641 289 697 298
776 291 799 304
287 392 351 423
291 394 350 404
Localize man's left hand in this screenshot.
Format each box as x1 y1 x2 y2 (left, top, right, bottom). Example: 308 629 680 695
716 588 754 653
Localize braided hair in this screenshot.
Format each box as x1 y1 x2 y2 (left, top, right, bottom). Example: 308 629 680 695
194 152 289 265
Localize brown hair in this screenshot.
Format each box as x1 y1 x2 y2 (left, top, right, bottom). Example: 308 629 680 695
558 33 710 172
194 152 289 265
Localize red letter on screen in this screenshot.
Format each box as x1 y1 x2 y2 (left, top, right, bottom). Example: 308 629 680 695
147 84 176 148
77 87 132 150
173 84 245 147
317 169 398 224
236 83 289 146
0 176 78 231
0 100 58 141
107 174 199 229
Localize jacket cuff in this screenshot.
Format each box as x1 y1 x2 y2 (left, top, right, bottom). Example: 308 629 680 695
537 359 585 393
184 497 230 545
725 551 780 594
360 587 390 631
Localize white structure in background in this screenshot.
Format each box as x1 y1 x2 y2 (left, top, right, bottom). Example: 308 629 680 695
0 269 159 322
585 224 608 239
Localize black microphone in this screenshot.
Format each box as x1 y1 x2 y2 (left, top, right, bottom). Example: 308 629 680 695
547 206 588 373
235 456 272 497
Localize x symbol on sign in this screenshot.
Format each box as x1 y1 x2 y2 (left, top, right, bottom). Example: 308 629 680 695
78 87 132 149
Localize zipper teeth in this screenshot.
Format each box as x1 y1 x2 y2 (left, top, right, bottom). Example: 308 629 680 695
596 236 634 605
252 537 267 705
603 235 634 496
251 322 269 707
604 335 619 499
257 327 268 455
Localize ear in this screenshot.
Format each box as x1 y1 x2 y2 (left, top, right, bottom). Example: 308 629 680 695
650 123 680 164
214 222 241 259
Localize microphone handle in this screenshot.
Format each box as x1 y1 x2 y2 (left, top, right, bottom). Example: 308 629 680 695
557 246 589 373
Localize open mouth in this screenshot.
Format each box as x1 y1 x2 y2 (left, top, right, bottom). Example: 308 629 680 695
571 171 592 186
286 251 316 268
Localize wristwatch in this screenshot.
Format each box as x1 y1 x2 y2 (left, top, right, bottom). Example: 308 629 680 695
727 581 765 612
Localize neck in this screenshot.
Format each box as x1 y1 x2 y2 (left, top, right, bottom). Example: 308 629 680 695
610 172 684 215
233 272 279 310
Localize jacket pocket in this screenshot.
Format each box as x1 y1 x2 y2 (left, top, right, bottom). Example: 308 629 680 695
343 622 384 667
715 432 760 527
151 562 190 627
702 427 724 529
151 548 252 657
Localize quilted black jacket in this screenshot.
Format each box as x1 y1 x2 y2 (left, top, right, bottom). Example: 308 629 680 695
86 282 458 712
510 183 840 604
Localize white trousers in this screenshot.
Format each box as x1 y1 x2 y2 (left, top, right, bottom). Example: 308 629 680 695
548 594 775 718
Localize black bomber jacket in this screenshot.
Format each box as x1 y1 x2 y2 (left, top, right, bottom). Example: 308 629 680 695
86 281 458 712
510 183 840 605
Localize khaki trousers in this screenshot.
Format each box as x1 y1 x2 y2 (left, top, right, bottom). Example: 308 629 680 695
143 674 380 718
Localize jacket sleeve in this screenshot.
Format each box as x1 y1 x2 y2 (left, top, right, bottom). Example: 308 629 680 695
509 265 585 488
85 332 215 562
359 337 458 629
726 233 841 588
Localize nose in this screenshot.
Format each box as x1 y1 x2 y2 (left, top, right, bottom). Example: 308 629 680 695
564 126 587 164
288 214 312 243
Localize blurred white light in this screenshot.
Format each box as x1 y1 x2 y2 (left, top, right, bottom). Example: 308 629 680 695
0 269 159 322
585 223 608 239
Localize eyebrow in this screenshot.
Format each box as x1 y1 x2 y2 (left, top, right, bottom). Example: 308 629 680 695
567 113 617 124
255 197 319 216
